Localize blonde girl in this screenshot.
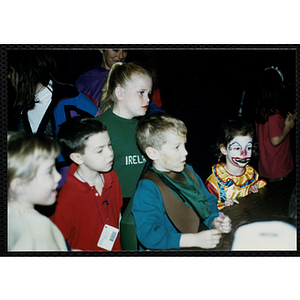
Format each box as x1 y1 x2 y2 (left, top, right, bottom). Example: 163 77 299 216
95 62 153 213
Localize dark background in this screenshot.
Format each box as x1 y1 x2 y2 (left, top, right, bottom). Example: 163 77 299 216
9 47 297 180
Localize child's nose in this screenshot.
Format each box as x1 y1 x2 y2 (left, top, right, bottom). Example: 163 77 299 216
107 146 114 157
183 147 188 156
241 149 247 156
55 169 62 183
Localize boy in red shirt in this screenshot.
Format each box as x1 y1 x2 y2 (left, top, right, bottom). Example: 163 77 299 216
51 117 123 251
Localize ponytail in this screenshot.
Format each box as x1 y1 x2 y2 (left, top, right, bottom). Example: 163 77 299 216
100 62 152 112
100 62 123 112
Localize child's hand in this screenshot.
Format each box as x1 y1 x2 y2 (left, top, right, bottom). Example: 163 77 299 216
224 199 239 206
249 184 259 194
195 229 222 249
290 109 297 120
180 229 222 249
212 214 232 233
285 111 296 130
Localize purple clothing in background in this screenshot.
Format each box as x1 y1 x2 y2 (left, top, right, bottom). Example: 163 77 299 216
75 64 164 115
75 65 109 105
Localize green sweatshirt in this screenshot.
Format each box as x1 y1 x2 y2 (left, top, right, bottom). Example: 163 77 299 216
95 109 146 198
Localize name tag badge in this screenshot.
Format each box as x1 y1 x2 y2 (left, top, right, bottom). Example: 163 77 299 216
97 225 119 251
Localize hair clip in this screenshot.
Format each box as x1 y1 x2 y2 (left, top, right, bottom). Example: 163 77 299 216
264 66 284 82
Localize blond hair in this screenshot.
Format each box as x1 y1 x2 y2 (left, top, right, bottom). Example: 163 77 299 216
136 113 187 155
7 131 60 199
100 62 152 112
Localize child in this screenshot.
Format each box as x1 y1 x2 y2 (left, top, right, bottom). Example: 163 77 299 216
75 50 163 114
7 131 67 251
51 117 123 251
255 66 296 182
95 62 153 213
131 113 231 250
205 119 267 210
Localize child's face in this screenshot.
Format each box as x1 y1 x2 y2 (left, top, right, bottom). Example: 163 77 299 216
81 131 114 173
224 135 253 169
154 131 188 172
24 158 61 208
118 74 152 119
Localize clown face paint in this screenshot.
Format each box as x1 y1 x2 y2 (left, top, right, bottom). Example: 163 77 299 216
226 135 253 169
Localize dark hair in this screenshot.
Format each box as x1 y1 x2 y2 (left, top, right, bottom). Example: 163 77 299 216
8 50 57 114
57 117 107 160
215 119 256 161
255 67 286 124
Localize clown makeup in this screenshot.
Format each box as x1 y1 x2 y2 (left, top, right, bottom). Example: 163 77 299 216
225 135 253 171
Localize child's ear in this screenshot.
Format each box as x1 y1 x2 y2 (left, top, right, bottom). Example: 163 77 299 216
10 177 26 195
220 145 227 156
145 147 159 161
115 86 123 101
69 152 84 165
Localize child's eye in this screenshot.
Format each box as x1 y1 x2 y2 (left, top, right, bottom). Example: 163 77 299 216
48 167 54 175
97 149 103 153
138 91 144 95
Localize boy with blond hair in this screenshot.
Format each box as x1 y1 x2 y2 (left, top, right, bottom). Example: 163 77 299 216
8 132 67 251
132 113 232 250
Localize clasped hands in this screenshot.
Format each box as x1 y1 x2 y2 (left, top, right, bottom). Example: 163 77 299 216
212 213 231 234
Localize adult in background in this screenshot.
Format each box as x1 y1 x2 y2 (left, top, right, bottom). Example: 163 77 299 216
75 49 163 114
75 49 128 106
75 49 127 105
8 50 98 138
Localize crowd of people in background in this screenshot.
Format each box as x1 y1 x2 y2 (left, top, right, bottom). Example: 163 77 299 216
7 49 297 251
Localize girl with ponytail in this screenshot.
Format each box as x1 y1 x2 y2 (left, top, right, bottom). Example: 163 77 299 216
95 62 153 213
